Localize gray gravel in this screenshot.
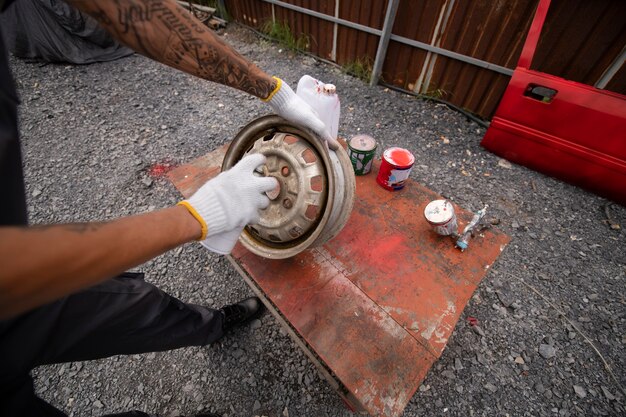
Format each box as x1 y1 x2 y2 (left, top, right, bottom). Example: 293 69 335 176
9 25 626 417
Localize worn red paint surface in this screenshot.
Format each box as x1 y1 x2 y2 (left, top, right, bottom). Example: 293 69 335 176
168 148 510 417
165 144 229 196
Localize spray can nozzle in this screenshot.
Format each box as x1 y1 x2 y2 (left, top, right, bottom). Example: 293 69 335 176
454 205 488 252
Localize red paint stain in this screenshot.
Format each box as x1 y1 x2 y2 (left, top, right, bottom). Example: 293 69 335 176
148 160 178 178
467 316 478 326
386 148 414 167
367 234 406 272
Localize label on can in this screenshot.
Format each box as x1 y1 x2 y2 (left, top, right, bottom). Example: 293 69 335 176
376 147 415 190
348 134 377 175
424 199 458 236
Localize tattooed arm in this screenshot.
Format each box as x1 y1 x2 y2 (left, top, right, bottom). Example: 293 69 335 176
66 0 276 99
66 0 340 149
0 206 201 319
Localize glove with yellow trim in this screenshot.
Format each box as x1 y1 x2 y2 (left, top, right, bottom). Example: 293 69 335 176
178 154 277 245
264 77 339 150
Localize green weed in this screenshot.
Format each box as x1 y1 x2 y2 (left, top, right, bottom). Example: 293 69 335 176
184 1 230 20
423 87 449 100
261 20 310 52
342 57 373 83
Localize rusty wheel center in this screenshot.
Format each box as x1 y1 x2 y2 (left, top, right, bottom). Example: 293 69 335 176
246 132 328 243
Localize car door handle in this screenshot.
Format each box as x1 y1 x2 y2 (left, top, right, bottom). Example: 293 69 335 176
524 84 557 103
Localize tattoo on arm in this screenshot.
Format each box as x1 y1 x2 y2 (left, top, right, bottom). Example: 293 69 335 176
79 0 275 98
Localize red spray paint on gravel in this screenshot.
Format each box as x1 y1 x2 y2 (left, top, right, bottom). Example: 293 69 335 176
147 160 178 178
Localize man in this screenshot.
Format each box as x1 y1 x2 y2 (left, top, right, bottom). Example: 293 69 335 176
0 0 337 415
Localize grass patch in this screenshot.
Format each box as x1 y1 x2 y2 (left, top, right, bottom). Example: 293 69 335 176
423 87 449 100
184 1 229 20
342 57 373 82
262 20 310 52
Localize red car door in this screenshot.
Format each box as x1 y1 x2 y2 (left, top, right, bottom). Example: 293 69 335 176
481 0 626 205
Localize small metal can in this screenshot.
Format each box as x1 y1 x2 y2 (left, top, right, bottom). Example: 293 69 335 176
348 134 377 175
376 147 415 190
424 199 458 236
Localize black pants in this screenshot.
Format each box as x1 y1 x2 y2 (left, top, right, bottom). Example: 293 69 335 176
0 273 224 416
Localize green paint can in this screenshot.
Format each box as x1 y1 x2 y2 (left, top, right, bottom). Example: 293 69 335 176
348 134 377 175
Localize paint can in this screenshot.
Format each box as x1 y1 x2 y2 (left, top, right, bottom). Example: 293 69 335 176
424 199 458 236
376 147 415 190
348 134 377 175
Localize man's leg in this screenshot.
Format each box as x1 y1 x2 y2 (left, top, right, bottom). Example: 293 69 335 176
3 374 67 416
0 272 259 416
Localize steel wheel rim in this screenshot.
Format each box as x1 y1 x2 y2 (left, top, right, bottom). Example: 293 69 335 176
222 115 338 259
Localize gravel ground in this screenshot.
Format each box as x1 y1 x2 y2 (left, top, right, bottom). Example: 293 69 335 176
9 25 626 417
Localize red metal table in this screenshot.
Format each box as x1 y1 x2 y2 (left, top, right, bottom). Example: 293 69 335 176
167 144 510 417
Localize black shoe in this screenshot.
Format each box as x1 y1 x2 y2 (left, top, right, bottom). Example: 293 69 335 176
220 296 264 331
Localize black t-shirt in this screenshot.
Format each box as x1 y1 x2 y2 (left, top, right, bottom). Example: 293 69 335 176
0 0 18 12
0 17 28 226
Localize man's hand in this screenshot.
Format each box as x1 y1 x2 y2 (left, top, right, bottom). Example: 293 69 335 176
264 77 340 150
178 154 277 240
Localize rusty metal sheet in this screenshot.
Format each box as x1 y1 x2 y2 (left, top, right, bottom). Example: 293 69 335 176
324 173 509 356
273 0 336 61
233 245 435 416
168 148 510 417
335 0 386 67
422 0 537 118
607 64 626 94
224 0 272 29
531 0 626 94
382 0 443 89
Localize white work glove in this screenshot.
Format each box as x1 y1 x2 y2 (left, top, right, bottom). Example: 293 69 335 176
199 227 244 255
178 154 277 247
264 77 339 151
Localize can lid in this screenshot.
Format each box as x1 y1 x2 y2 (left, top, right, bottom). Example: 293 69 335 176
424 199 454 224
349 134 377 152
323 84 336 95
383 147 415 167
